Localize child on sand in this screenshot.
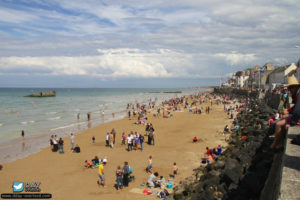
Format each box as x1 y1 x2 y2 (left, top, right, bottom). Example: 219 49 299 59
147 156 153 172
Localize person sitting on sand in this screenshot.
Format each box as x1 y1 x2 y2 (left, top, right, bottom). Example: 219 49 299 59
157 176 166 188
92 156 99 166
193 136 198 143
72 144 80 153
205 147 211 156
147 172 159 188
224 125 229 133
84 160 93 168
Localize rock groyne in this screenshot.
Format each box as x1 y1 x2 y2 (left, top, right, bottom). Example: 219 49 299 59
169 88 280 200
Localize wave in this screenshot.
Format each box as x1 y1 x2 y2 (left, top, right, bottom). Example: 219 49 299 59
46 111 57 115
47 116 62 120
20 120 35 125
50 122 85 131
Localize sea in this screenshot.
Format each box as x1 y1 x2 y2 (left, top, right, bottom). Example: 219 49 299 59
0 88 210 163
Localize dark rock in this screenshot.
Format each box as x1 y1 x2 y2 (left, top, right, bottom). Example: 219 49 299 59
174 186 188 200
222 158 243 185
228 183 238 191
209 170 221 177
239 172 261 196
213 160 225 169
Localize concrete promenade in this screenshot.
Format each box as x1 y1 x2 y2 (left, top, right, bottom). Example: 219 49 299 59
280 126 300 200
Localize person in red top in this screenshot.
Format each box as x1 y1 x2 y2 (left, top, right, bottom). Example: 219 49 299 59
271 75 300 150
193 136 198 143
205 147 211 155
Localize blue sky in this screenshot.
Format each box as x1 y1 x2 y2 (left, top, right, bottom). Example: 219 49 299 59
0 0 299 88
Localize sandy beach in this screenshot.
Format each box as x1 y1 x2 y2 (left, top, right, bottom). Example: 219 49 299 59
0 97 232 200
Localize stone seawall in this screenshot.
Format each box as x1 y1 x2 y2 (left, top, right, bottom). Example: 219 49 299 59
168 88 281 200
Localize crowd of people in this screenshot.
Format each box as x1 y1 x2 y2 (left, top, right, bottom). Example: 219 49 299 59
44 91 257 195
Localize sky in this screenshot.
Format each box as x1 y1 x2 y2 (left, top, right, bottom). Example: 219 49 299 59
0 0 299 88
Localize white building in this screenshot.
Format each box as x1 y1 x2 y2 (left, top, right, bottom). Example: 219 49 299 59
267 63 297 88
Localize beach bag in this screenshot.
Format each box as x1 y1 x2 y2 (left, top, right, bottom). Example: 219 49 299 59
164 189 169 196
158 191 166 198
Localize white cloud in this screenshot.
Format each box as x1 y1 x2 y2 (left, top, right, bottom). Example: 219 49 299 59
0 8 36 23
0 0 300 87
215 52 256 66
0 48 197 78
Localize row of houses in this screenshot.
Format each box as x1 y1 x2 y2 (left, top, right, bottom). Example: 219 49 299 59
223 59 300 89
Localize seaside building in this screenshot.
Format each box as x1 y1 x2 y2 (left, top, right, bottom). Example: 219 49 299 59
250 65 261 88
295 58 300 81
266 63 297 89
258 62 275 89
234 71 249 88
224 58 300 90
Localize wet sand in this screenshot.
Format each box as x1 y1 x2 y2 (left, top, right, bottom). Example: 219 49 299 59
0 99 232 200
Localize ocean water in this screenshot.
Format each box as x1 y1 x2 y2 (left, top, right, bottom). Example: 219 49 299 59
0 88 209 163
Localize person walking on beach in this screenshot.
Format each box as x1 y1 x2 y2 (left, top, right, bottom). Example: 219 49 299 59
116 166 123 190
97 162 106 187
101 110 105 121
112 128 116 144
92 136 95 144
122 132 126 145
105 132 109 147
50 135 54 150
127 134 132 151
21 130 25 139
110 133 114 148
140 134 144 151
122 161 130 187
58 138 64 154
71 133 75 149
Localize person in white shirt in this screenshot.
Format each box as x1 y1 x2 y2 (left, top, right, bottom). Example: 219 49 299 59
127 134 132 151
71 133 75 149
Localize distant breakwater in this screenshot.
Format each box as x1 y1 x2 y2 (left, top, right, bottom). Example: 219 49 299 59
169 88 280 200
